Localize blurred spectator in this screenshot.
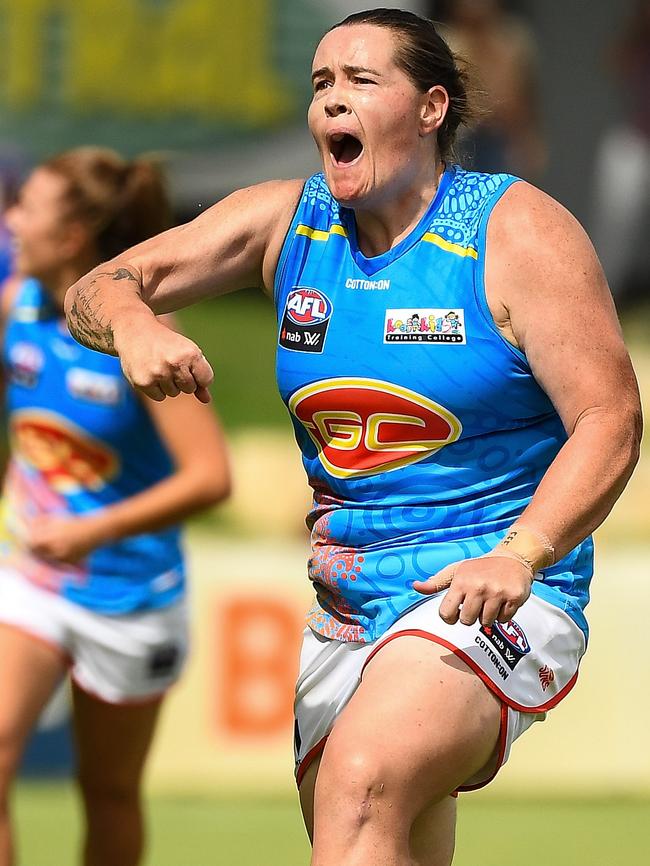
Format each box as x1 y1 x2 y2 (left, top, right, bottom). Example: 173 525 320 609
591 0 650 307
436 0 547 179
0 154 24 287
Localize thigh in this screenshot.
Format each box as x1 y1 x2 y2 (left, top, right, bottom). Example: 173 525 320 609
72 683 162 791
312 635 501 831
0 625 67 769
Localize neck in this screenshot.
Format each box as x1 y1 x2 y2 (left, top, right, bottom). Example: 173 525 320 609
41 257 98 312
353 160 446 258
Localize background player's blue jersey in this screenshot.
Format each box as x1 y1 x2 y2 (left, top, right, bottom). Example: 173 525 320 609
275 166 593 643
0 278 185 614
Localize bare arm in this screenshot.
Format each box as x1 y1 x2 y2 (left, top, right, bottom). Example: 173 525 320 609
486 181 642 559
64 179 304 401
415 183 642 627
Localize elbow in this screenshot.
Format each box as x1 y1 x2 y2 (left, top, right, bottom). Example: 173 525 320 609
613 401 643 483
195 466 232 508
628 404 643 473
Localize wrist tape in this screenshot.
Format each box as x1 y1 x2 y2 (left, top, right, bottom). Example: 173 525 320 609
488 525 555 578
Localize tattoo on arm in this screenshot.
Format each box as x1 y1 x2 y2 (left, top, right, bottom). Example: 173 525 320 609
112 268 139 282
67 266 142 354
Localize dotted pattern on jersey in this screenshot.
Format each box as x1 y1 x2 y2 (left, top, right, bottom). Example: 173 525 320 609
426 168 511 253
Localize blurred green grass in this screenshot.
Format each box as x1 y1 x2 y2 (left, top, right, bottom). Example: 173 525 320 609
176 289 290 433
15 783 650 865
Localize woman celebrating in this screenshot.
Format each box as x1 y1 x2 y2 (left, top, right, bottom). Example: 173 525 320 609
65 10 641 866
0 147 230 866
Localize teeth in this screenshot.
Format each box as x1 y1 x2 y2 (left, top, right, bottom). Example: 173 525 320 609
330 133 345 142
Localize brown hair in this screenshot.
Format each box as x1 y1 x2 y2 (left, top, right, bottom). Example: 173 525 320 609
43 147 171 261
331 8 475 162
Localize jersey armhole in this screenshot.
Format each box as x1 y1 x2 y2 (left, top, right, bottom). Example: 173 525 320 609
273 180 309 313
473 178 530 366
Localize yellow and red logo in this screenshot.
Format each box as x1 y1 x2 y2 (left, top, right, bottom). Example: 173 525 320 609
289 378 462 478
10 410 119 493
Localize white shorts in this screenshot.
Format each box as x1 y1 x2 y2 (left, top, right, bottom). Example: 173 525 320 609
0 566 188 704
294 591 586 791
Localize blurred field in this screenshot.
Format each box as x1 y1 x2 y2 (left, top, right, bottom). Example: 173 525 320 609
14 783 650 865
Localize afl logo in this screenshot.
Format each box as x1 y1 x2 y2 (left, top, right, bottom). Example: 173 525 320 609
286 288 333 326
492 620 530 655
289 377 462 478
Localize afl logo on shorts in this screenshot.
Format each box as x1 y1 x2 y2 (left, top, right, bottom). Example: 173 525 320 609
493 620 530 655
279 288 333 353
480 619 530 670
288 377 462 478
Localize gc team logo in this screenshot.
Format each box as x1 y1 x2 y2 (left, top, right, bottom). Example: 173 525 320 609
289 377 462 478
11 409 119 493
279 288 333 353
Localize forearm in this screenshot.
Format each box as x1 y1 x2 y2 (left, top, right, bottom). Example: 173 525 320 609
516 407 642 561
81 469 229 548
65 263 155 355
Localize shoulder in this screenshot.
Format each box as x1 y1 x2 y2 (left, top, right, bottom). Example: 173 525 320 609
489 181 598 272
225 178 305 224
485 182 614 349
0 275 23 331
0 274 24 323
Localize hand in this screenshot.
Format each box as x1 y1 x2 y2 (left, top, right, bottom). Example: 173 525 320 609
24 514 103 565
114 316 214 403
413 554 533 629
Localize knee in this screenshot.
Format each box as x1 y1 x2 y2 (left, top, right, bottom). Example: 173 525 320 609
77 772 140 811
317 747 397 830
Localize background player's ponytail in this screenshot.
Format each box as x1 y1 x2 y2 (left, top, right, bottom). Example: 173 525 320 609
43 147 171 261
331 8 477 164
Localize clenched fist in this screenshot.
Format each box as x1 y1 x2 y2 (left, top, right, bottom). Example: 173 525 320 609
114 316 214 403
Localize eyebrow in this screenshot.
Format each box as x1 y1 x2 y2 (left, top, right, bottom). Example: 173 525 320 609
311 64 383 82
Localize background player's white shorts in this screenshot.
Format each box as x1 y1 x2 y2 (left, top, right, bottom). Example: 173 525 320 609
294 590 587 791
0 566 188 704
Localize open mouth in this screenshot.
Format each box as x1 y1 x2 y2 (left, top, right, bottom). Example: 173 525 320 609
329 133 364 166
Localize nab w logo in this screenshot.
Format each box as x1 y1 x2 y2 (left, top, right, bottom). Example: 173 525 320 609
289 378 462 478
286 288 332 326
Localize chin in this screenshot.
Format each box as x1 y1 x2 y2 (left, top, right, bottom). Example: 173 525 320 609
324 173 367 207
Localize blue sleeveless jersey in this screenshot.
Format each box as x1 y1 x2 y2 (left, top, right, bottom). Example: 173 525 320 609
0 278 185 614
275 166 593 643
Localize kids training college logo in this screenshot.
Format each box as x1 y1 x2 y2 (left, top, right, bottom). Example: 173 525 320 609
384 308 466 343
279 287 333 354
289 377 462 478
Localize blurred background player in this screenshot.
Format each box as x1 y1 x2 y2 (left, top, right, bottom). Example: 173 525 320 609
0 147 231 866
590 0 650 307
433 0 546 179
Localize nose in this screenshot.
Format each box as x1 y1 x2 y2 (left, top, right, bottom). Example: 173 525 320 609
324 86 350 118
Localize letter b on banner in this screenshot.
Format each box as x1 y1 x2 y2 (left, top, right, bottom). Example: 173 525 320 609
219 595 302 736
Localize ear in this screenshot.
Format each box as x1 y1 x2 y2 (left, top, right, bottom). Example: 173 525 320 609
60 219 94 261
419 85 449 137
